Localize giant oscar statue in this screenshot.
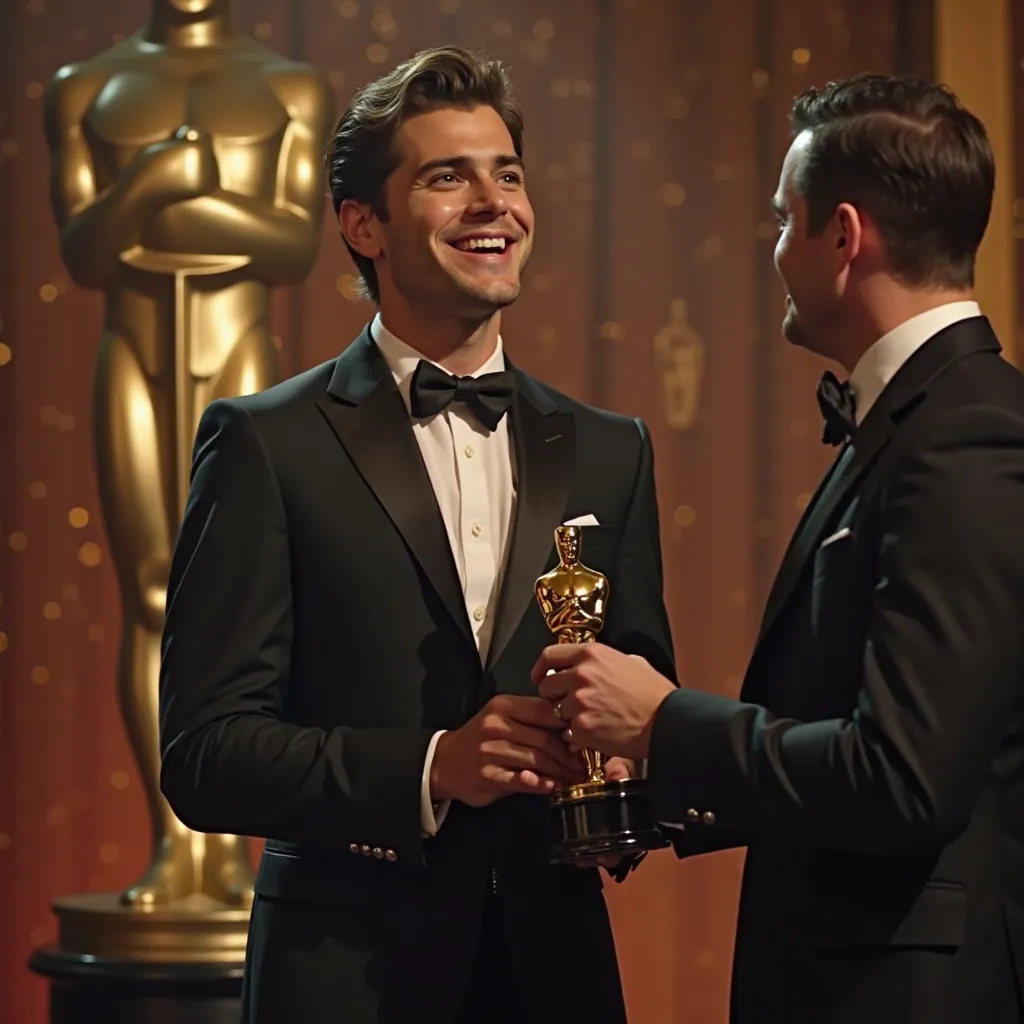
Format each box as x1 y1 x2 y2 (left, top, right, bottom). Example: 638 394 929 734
31 2 332 1020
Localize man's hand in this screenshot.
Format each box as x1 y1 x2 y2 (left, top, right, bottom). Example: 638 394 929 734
429 695 586 807
531 644 675 760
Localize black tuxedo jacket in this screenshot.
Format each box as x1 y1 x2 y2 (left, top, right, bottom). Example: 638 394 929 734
648 317 1024 1024
159 328 675 1024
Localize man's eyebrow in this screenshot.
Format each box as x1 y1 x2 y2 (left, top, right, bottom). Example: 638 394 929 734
413 154 524 177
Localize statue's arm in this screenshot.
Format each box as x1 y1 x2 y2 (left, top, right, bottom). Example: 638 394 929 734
44 64 216 289
144 67 335 285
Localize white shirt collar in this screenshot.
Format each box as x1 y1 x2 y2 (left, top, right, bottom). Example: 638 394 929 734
369 312 507 413
848 300 981 424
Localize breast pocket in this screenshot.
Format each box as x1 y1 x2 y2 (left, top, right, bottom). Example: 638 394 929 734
810 524 868 663
812 528 857 584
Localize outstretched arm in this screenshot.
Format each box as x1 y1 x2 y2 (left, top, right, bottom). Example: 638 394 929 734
646 406 1024 856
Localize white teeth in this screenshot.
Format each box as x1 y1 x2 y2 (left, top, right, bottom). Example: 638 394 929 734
455 238 508 252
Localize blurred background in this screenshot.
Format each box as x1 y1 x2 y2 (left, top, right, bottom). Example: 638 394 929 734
0 0 1020 1020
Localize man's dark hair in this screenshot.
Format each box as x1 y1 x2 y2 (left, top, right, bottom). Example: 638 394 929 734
790 73 994 289
326 46 524 303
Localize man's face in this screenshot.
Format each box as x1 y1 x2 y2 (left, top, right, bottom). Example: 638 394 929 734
772 130 845 355
373 104 534 319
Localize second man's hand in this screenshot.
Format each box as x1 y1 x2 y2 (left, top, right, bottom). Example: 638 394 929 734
429 694 586 807
531 643 675 760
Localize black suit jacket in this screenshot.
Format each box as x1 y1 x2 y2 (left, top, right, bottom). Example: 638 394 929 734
648 317 1024 1024
159 328 675 1024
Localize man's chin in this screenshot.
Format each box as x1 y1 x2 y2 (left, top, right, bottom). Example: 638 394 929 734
782 311 806 348
457 278 521 311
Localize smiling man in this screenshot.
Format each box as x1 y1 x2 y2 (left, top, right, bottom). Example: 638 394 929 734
158 46 674 1024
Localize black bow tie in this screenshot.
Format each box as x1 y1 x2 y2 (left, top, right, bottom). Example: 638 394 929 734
816 370 857 446
408 360 515 432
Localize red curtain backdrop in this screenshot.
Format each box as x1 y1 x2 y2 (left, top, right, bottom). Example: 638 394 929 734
0 1 936 1020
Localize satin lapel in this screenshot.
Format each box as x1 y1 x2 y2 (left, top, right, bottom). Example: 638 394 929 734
485 376 574 672
316 331 474 646
754 421 890 645
753 315 1002 650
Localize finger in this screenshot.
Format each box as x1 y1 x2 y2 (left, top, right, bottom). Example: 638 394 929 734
596 855 622 869
603 757 633 782
530 644 591 685
504 724 587 773
483 739 585 781
536 669 581 703
499 695 565 730
483 765 557 793
550 693 583 723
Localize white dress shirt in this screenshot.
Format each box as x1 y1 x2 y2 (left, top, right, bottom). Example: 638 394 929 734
371 314 516 836
849 300 981 424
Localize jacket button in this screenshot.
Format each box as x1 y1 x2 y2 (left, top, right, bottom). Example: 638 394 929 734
702 811 716 826
349 843 359 854
385 849 397 862
372 847 384 859
686 808 700 822
360 845 371 856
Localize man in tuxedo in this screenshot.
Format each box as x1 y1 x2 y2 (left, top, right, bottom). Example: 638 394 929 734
158 46 674 1024
534 74 1024 1023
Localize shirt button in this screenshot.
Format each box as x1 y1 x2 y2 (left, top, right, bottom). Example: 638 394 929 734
471 523 483 537
464 445 475 458
473 606 486 622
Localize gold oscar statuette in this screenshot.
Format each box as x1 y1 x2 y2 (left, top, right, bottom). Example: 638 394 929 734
36 0 333 968
535 526 668 864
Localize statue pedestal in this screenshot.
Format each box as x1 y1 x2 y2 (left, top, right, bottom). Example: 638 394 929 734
28 892 250 1024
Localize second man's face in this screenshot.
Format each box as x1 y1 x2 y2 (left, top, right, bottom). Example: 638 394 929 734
375 104 535 319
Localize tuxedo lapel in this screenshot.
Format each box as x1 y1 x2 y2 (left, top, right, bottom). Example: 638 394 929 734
753 315 1001 651
486 371 575 671
756 421 890 645
316 330 474 647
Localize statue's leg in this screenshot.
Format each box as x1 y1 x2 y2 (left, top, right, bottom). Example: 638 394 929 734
190 318 279 908
95 329 198 907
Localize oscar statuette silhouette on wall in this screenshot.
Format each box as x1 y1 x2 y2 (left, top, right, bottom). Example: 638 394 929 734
654 297 705 431
30 2 333 1020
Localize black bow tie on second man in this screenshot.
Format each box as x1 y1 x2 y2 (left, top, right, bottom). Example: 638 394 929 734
816 370 858 446
408 359 516 432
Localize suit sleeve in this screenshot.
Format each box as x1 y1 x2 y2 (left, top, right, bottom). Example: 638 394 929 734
159 400 435 864
602 418 676 682
648 405 1024 855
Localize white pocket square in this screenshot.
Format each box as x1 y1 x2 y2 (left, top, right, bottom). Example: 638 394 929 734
819 526 852 549
563 513 600 527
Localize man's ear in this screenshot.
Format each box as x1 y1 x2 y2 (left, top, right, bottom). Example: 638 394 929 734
339 199 383 260
833 202 863 265
830 202 863 296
